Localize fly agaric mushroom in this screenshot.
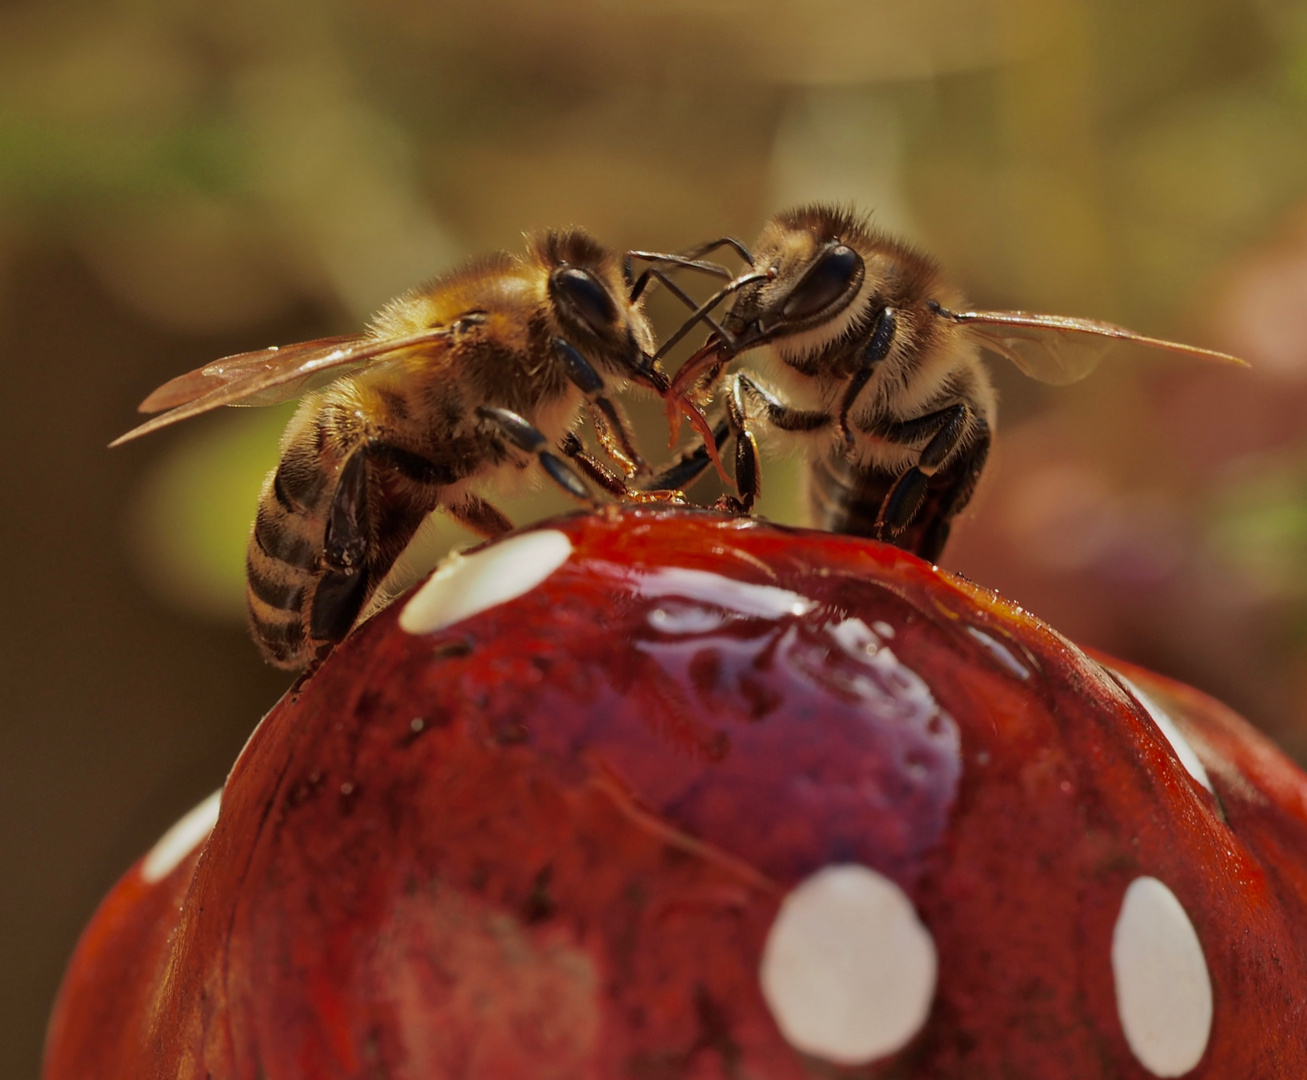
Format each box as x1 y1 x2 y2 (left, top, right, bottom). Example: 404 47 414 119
43 507 1307 1078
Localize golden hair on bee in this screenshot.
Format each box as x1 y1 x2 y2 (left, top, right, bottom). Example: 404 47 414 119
114 227 699 671
662 202 1245 561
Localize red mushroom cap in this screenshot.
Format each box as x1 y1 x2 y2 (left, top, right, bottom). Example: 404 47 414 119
44 507 1307 1079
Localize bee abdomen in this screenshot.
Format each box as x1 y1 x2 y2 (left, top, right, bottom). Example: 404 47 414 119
253 497 318 572
244 446 441 670
807 452 893 539
246 552 307 613
245 464 329 670
807 422 991 562
245 595 307 668
271 455 326 514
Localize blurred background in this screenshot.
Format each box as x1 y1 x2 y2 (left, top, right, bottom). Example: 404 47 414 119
4 0 1307 1073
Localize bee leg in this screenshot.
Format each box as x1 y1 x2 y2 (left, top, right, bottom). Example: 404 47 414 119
560 431 633 499
734 373 833 433
876 469 932 539
555 433 681 507
640 417 732 494
640 370 831 503
917 416 991 562
836 307 897 447
688 373 833 513
736 371 834 508
551 337 646 475
449 495 514 539
311 436 468 647
475 405 594 503
311 447 374 644
725 376 760 512
873 404 971 539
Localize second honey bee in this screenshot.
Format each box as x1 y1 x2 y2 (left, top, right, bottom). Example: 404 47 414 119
662 204 1245 560
115 230 721 670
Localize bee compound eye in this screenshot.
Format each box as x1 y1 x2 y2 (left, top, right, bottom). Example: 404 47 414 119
781 244 863 321
552 267 619 334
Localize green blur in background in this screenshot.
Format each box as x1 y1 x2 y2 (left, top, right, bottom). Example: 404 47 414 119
4 0 1307 1074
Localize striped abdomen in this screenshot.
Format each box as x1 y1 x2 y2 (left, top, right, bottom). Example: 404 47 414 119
244 417 434 670
245 431 339 669
806 427 990 563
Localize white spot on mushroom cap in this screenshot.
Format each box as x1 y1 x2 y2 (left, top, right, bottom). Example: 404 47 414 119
399 529 572 636
966 626 1032 680
631 565 816 620
760 864 937 1066
140 789 222 883
1119 676 1213 793
1112 876 1213 1077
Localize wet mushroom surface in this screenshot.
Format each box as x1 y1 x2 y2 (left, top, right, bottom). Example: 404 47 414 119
44 507 1307 1079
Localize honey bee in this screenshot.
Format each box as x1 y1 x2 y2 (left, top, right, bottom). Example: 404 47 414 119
114 229 724 670
660 204 1246 560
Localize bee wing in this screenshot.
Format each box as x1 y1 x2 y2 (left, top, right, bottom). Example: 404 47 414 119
944 309 1247 386
133 335 361 414
111 328 455 446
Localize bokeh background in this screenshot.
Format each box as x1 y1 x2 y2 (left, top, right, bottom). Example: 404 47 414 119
5 0 1307 1074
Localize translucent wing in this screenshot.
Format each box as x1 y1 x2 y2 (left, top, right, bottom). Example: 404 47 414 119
111 327 455 446
133 335 358 414
937 307 1247 386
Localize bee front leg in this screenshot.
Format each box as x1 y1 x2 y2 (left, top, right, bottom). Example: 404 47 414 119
730 373 834 512
646 373 833 509
734 373 834 433
723 376 760 512
361 437 461 487
836 307 897 448
640 417 732 494
551 338 646 475
474 405 594 503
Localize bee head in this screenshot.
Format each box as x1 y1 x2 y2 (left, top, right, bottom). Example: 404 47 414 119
722 205 873 353
532 228 661 387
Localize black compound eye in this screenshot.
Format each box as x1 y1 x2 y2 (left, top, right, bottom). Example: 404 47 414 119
781 244 863 320
553 266 619 334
